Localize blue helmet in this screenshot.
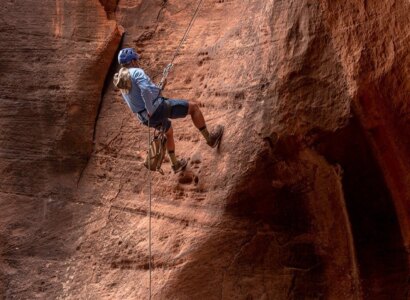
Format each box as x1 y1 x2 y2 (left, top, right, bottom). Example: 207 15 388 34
118 48 139 65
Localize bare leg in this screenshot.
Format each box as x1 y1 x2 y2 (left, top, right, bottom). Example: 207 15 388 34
187 101 223 147
188 102 206 129
165 125 186 171
165 126 175 152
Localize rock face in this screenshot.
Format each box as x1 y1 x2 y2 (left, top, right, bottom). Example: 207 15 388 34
1 0 409 299
0 0 122 298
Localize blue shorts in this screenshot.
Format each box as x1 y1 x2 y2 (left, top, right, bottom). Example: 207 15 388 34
137 97 189 132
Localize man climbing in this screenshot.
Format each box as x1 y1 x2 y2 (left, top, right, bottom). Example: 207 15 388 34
113 48 224 173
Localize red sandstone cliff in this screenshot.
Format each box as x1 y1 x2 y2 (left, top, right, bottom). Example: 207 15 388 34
1 0 409 299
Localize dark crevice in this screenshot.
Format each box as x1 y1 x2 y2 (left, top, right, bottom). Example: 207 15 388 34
76 157 89 188
93 32 125 142
315 117 409 299
76 32 125 188
98 0 120 19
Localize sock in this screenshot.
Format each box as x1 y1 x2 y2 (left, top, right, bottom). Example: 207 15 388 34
168 150 178 166
199 126 210 143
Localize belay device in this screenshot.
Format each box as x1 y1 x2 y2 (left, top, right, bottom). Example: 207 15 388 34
144 127 167 175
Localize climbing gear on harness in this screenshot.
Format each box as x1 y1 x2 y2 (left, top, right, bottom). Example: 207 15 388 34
144 127 167 175
118 48 139 65
171 158 188 174
158 0 205 89
207 125 224 148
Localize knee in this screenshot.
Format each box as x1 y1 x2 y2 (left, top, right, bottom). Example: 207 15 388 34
188 101 199 115
165 126 173 136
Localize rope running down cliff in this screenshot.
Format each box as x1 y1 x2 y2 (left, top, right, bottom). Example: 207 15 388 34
148 1 205 299
158 0 205 89
147 118 152 300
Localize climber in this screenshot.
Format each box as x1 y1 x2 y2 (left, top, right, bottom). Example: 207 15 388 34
113 48 224 173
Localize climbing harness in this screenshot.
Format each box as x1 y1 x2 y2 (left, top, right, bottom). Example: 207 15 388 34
148 1 205 299
158 0 205 89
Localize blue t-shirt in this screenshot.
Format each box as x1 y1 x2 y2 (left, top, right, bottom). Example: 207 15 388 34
121 68 161 116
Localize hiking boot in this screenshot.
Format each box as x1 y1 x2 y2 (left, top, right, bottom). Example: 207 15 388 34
207 125 224 148
172 158 187 174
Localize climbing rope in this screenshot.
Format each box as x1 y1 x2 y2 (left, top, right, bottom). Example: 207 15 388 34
158 0 205 89
147 119 152 300
148 1 205 299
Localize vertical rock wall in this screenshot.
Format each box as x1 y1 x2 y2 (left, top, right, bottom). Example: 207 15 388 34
0 0 122 298
320 0 410 255
1 0 409 299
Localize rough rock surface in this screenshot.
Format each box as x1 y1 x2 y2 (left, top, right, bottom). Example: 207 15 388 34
0 0 122 298
1 0 409 299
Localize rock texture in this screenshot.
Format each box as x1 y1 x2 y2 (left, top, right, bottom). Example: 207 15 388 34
1 0 409 299
0 0 122 298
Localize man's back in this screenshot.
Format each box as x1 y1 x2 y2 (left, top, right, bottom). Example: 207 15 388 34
122 67 160 115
